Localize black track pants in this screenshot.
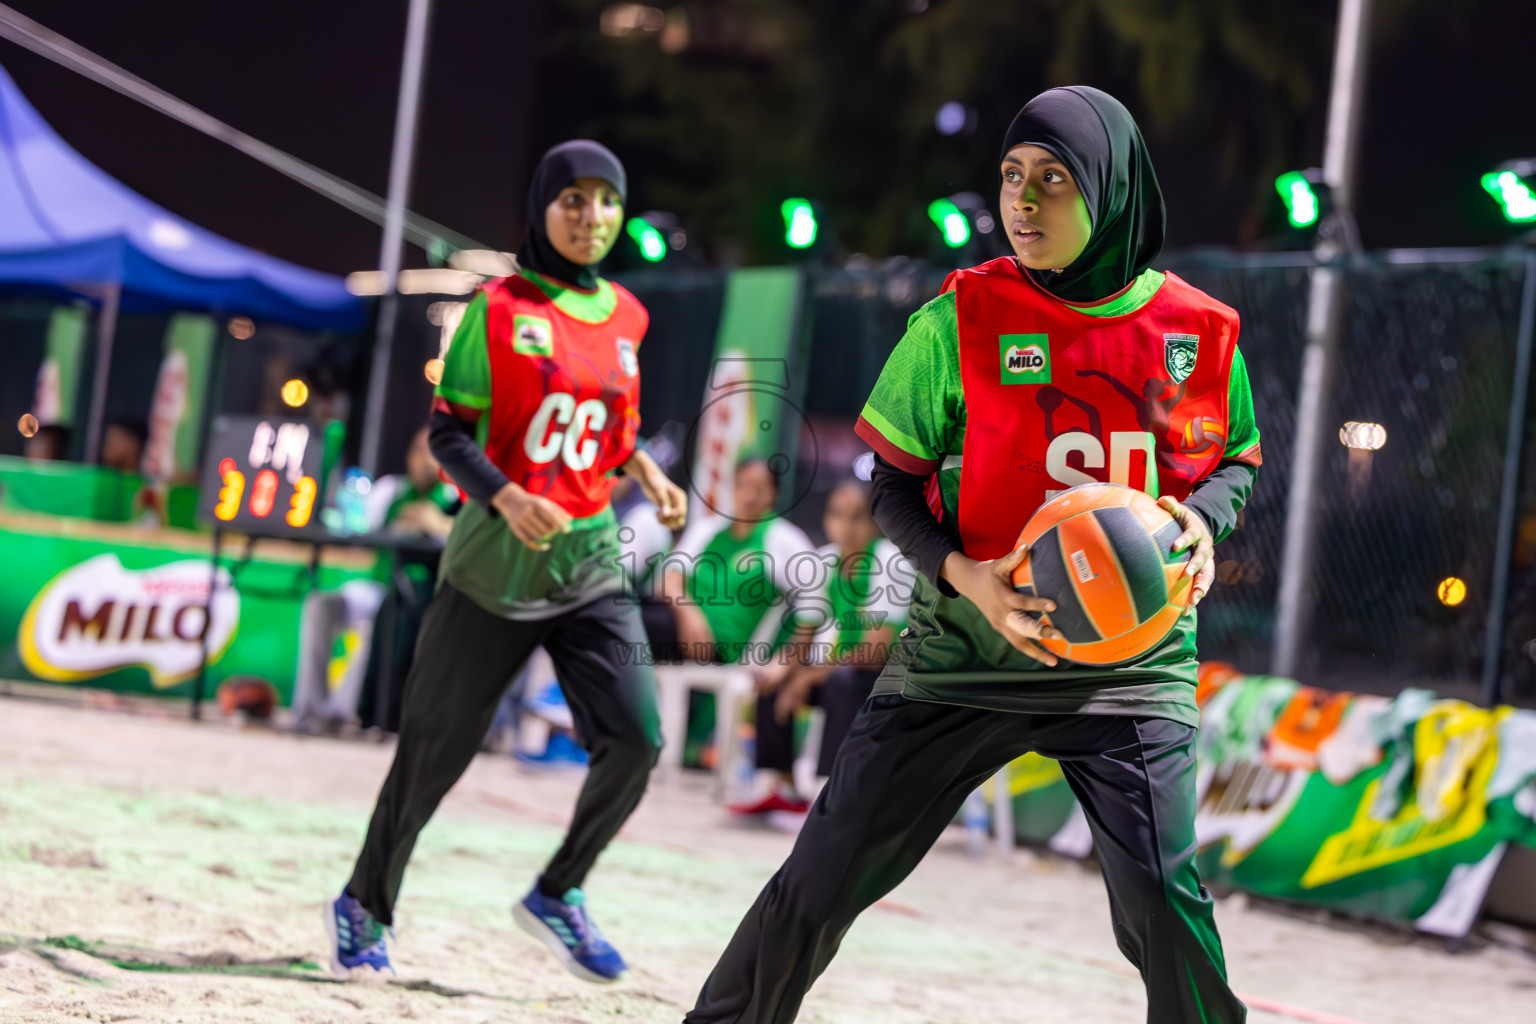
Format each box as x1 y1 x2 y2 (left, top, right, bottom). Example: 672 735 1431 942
347 583 660 925
685 694 1244 1024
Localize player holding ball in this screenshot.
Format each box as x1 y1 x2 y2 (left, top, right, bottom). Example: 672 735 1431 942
686 87 1260 1023
327 140 686 984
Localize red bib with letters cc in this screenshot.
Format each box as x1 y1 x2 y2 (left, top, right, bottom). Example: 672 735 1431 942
950 257 1240 560
481 274 647 518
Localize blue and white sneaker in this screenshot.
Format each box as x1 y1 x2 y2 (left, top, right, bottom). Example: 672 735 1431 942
325 890 394 977
513 880 627 983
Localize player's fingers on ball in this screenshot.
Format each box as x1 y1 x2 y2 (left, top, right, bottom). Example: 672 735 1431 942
1017 639 1059 666
1196 560 1216 595
1187 541 1215 577
993 545 1028 577
1007 593 1056 615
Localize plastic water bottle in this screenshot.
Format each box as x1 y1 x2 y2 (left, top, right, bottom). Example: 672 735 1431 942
963 787 989 858
734 729 757 802
332 468 372 535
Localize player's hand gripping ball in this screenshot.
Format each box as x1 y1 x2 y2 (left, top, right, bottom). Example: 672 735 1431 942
1010 483 1206 666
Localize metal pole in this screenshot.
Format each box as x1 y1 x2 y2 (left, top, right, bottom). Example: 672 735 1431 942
1480 252 1536 706
81 283 120 464
1271 0 1374 678
192 528 221 721
358 0 433 477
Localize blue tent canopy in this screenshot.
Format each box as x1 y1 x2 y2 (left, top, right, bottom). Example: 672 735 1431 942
0 63 363 332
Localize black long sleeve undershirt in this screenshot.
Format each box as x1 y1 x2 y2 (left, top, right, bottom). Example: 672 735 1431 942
427 410 509 505
868 454 1257 599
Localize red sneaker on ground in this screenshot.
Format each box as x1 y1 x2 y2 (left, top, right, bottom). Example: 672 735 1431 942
727 791 810 816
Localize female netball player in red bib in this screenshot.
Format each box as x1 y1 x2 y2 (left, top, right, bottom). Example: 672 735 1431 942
327 141 686 984
686 88 1260 1023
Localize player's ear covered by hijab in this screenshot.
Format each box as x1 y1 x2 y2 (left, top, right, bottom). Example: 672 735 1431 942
515 139 628 291
1001 86 1165 304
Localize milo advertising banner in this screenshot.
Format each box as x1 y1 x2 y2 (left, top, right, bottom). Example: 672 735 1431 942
687 267 809 520
990 669 1536 937
0 516 375 704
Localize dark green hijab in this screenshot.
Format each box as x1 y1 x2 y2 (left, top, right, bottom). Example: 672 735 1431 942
1001 86 1165 303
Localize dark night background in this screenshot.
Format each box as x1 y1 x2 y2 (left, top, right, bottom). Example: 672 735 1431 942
3 0 1534 274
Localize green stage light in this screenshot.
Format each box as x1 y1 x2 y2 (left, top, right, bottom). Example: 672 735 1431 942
782 199 817 248
1275 171 1319 228
1482 170 1536 223
626 217 666 261
927 198 971 247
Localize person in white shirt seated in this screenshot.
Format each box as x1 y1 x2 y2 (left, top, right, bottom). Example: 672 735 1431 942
729 477 911 817
655 459 817 762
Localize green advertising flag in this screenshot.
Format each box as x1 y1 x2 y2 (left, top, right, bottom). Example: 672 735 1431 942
34 303 89 427
143 314 216 482
689 267 809 522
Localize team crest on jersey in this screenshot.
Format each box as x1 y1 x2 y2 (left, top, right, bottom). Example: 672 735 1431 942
512 315 553 357
1000 333 1051 384
1164 334 1199 383
616 338 638 377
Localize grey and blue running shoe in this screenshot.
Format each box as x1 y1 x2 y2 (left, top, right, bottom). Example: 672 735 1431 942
513 879 627 983
325 890 393 977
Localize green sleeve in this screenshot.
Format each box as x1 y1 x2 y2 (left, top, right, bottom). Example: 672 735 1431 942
434 290 492 410
854 291 965 472
1184 347 1262 543
1224 347 1261 462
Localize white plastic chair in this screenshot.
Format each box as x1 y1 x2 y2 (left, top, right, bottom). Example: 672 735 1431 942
653 612 781 798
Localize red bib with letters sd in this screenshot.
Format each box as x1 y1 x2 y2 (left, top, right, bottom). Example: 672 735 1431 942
950 257 1240 560
481 274 647 518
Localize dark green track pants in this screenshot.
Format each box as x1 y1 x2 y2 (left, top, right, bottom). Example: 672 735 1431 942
685 694 1244 1024
347 583 661 925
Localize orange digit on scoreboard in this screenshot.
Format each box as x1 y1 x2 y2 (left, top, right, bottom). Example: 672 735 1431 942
287 476 317 527
249 468 279 518
214 458 245 521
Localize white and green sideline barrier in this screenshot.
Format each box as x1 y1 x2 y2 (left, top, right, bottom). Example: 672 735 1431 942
988 669 1536 937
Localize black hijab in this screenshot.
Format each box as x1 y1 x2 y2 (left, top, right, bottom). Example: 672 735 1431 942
516 140 628 291
1000 86 1164 304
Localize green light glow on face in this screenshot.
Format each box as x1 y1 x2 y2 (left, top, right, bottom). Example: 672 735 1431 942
782 199 817 248
1482 170 1536 223
927 198 971 247
626 217 666 261
1275 171 1319 228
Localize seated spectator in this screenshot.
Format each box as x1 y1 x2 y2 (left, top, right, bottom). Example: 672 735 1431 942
655 458 816 764
101 418 147 475
658 458 816 664
370 426 459 539
24 424 69 461
295 426 457 734
729 477 910 820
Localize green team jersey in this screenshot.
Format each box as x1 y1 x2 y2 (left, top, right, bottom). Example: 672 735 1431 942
671 515 816 657
858 272 1259 727
815 538 910 664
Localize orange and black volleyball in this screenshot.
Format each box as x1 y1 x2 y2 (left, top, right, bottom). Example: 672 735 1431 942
1010 483 1194 666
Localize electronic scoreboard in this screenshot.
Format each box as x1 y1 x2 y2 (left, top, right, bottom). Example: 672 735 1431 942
198 415 342 534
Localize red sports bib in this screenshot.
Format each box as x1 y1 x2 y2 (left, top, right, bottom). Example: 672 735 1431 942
950 258 1240 560
481 275 647 518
